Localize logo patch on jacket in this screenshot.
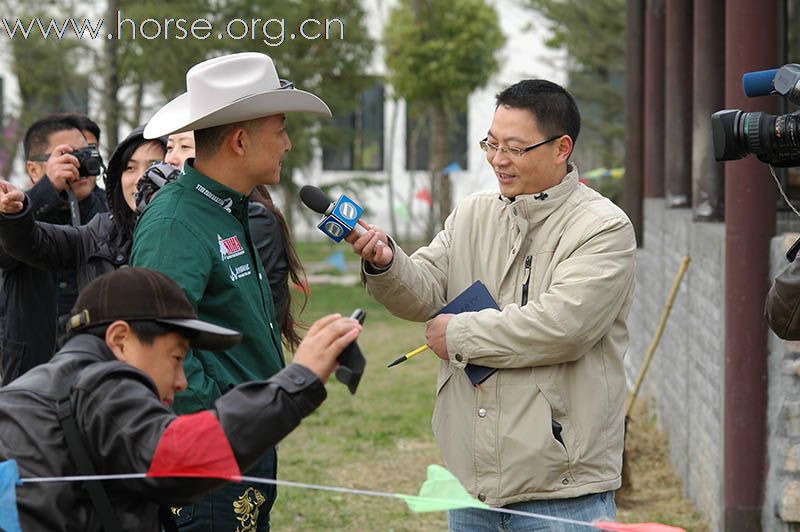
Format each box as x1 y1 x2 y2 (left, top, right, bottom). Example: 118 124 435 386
219 234 245 260
195 183 233 212
229 263 252 282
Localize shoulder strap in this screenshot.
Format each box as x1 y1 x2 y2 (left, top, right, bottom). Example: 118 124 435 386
55 370 123 532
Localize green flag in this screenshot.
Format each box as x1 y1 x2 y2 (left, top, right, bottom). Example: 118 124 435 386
397 464 489 512
394 202 410 221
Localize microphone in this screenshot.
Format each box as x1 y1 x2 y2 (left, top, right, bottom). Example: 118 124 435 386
742 63 800 104
299 185 364 242
299 185 334 216
742 68 778 97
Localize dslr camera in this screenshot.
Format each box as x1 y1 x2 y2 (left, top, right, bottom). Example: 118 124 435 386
712 63 800 167
71 144 104 177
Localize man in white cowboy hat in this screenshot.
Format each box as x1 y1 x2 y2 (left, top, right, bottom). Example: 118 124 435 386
131 52 331 531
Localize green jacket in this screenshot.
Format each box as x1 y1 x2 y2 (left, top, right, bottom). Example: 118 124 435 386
131 161 284 414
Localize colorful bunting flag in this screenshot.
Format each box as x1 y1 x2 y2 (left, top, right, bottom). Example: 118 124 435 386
415 187 432 206
594 521 686 532
0 460 22 532
292 277 312 295
398 464 488 512
147 411 241 480
394 202 410 221
442 162 463 175
326 250 347 272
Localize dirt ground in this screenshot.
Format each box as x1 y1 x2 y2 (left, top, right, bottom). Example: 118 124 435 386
616 400 709 532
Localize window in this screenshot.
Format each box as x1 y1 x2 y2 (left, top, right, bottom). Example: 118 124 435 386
405 101 468 171
322 83 384 171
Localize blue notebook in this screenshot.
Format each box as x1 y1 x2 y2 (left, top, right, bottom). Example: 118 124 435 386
434 281 499 385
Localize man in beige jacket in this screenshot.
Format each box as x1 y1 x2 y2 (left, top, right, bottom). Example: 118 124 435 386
347 80 636 531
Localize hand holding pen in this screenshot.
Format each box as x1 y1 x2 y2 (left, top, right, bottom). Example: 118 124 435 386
387 314 453 367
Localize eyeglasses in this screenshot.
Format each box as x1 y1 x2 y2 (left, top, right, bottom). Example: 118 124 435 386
479 135 562 157
278 78 294 90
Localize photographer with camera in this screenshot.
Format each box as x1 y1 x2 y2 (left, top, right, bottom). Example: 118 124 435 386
0 114 109 383
711 64 800 339
0 126 168 297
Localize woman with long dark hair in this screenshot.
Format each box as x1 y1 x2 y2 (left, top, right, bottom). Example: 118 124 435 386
0 127 167 290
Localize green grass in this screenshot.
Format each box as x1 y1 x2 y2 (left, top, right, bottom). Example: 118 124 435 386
276 242 705 531
272 282 447 531
295 240 363 265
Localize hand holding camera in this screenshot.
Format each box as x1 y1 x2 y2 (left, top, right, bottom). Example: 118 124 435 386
45 144 104 192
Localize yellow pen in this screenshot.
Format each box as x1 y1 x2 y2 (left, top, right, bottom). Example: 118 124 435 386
387 343 430 368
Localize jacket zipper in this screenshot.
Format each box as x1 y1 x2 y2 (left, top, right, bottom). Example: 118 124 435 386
521 255 532 306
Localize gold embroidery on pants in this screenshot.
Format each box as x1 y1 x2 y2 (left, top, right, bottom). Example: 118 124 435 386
171 506 183 518
233 487 266 532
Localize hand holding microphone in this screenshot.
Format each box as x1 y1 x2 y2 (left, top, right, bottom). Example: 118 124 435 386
299 185 393 268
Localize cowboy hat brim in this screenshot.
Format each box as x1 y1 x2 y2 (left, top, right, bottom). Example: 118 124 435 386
144 88 332 139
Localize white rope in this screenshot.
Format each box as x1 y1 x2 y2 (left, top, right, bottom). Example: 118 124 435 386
771 164 800 218
18 472 599 529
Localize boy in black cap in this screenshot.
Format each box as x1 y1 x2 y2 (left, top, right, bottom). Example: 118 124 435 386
0 267 361 531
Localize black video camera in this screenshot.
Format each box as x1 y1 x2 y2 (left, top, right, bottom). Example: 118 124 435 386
711 64 800 167
72 144 104 177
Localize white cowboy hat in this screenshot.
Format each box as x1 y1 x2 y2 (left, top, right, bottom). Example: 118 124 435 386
144 52 331 139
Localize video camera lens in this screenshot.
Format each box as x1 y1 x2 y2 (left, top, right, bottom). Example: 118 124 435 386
711 109 800 167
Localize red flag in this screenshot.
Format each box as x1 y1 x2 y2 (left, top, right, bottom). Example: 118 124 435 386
292 277 311 295
594 521 686 532
147 410 241 480
415 187 432 206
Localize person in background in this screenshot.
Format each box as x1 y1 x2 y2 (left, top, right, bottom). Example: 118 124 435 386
49 113 109 324
0 127 166 294
0 114 107 383
167 129 306 349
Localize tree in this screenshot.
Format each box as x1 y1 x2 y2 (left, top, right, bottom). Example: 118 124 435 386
384 0 505 234
1 0 374 222
104 0 217 146
0 0 93 177
527 0 626 168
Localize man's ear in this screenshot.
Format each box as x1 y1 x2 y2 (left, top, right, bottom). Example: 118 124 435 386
26 161 43 183
105 320 133 361
228 127 248 157
556 135 574 164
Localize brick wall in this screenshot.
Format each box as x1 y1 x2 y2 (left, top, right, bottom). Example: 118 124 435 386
625 198 725 531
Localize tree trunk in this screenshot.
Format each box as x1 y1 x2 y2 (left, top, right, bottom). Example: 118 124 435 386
430 106 450 230
386 98 399 238
103 0 120 149
130 80 145 130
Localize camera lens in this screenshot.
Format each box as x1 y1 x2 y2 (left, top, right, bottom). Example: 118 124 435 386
83 159 101 176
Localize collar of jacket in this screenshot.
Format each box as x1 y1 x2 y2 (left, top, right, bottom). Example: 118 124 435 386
58 334 117 362
498 164 580 233
182 159 250 220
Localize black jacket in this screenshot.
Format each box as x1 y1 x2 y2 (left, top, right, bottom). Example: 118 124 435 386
0 334 326 531
249 201 291 330
0 200 127 293
0 178 106 383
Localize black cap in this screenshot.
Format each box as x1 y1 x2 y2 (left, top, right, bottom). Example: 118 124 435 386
67 268 241 351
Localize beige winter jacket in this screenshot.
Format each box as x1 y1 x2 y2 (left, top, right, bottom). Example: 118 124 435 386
364 167 636 506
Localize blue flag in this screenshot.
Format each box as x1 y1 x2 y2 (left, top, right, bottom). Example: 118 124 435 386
326 250 347 272
0 460 22 532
